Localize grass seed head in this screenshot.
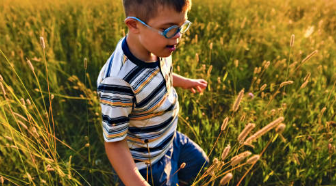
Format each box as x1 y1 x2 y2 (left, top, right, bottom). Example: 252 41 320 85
239 151 252 158
26 173 32 182
245 117 284 144
246 155 260 164
260 84 267 91
234 59 239 67
238 123 255 143
302 50 318 64
180 162 186 169
290 34 295 47
221 144 231 160
220 173 233 185
213 158 219 165
304 73 311 82
254 67 258 74
230 156 244 166
205 164 216 175
18 121 28 130
0 82 6 96
46 164 54 172
20 98 26 106
84 58 88 70
40 36 45 49
320 107 326 115
0 74 3 82
207 65 213 78
11 145 18 150
232 88 244 112
275 123 286 134
300 80 309 89
27 59 34 72
26 99 32 106
231 151 251 166
280 81 294 88
4 136 13 141
221 117 229 130
264 61 270 69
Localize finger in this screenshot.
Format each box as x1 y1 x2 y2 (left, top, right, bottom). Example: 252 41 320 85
196 86 203 93
190 88 196 93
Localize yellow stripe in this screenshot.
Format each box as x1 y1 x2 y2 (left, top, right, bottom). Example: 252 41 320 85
134 69 160 94
123 55 127 64
130 110 167 120
126 136 144 143
133 158 150 164
132 94 169 115
104 129 127 139
101 99 133 107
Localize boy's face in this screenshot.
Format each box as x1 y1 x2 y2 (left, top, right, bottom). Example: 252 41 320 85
136 6 189 59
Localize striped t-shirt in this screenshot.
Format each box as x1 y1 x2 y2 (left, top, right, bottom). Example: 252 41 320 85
97 37 179 170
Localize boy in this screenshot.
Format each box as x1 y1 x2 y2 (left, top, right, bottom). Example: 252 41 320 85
97 0 209 185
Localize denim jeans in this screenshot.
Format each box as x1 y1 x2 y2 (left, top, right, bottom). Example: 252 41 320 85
113 131 209 186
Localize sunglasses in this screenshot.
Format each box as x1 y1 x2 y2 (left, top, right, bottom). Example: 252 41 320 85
125 16 192 39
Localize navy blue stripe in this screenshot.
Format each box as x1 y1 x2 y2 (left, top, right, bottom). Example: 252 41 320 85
105 53 115 78
165 104 175 112
133 68 157 89
103 125 128 134
129 116 174 134
124 67 143 83
136 80 165 107
98 84 133 96
102 115 129 126
129 102 175 119
131 133 174 153
101 96 133 103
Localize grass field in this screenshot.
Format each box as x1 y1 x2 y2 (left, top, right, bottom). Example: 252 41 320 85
0 0 336 185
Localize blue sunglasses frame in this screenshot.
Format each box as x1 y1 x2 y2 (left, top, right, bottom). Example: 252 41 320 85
125 16 192 39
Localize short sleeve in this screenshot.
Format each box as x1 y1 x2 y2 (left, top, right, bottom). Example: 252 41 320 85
97 76 134 142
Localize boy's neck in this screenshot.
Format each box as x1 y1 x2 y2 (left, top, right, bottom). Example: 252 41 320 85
126 34 158 63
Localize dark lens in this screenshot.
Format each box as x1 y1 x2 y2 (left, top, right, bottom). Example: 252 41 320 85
164 26 179 38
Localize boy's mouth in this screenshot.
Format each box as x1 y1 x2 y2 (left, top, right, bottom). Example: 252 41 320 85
166 45 176 52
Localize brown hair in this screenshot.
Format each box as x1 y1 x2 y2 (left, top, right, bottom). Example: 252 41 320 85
123 0 192 22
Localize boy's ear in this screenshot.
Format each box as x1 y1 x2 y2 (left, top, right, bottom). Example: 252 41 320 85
125 19 140 34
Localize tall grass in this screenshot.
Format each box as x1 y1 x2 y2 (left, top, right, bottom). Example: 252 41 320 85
1 0 336 185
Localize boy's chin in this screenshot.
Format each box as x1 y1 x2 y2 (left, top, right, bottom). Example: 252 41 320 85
155 51 174 58
159 53 173 58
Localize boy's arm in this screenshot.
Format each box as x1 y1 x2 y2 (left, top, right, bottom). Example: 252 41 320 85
172 73 207 93
105 140 150 186
98 76 149 186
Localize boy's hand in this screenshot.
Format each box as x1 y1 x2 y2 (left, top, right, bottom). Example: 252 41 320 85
172 73 207 93
184 78 207 93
